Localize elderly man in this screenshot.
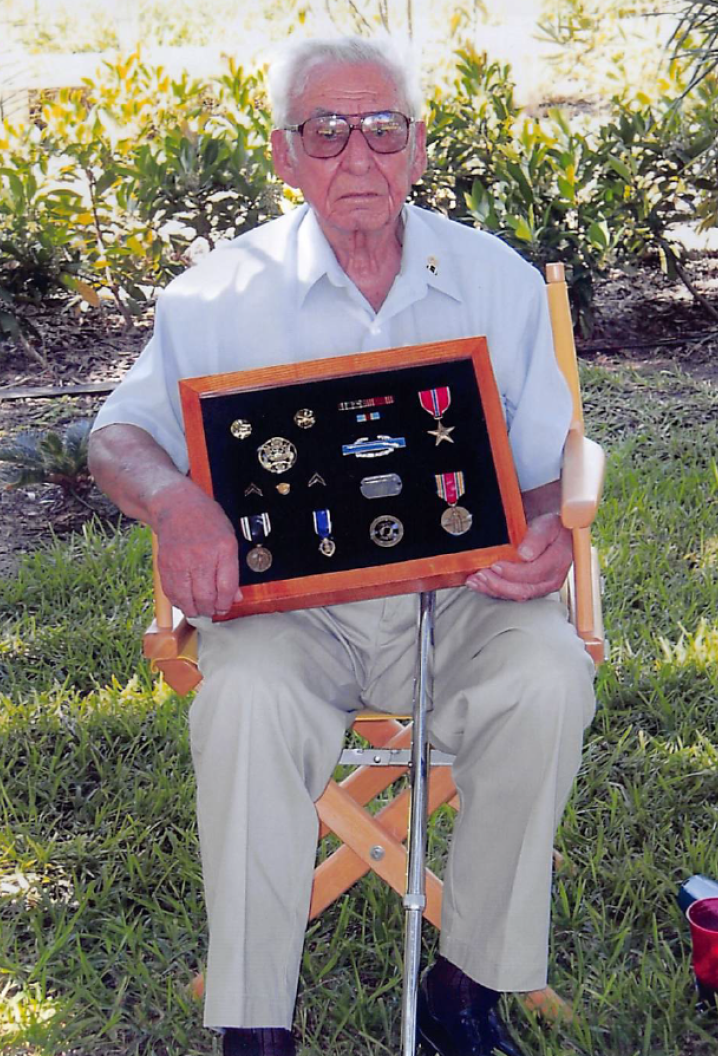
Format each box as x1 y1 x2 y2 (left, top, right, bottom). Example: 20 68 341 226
89 35 595 1056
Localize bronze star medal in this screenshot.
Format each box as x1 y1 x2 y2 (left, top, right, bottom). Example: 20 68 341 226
428 420 455 445
419 386 456 445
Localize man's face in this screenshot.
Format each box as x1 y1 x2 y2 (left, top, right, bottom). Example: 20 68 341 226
271 62 427 238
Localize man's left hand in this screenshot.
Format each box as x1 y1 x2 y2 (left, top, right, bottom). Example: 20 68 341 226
465 512 572 602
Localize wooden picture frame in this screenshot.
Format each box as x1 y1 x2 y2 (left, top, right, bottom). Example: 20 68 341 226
179 336 526 619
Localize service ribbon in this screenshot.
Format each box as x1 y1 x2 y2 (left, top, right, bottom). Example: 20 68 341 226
240 512 271 542
419 387 451 419
434 472 465 507
312 509 332 539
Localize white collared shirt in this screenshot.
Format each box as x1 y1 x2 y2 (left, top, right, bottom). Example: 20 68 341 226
92 203 572 491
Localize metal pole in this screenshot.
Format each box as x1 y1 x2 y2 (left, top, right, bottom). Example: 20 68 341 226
401 590 436 1056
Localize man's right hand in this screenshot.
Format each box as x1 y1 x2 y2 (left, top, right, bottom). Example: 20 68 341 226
153 483 242 618
89 424 242 618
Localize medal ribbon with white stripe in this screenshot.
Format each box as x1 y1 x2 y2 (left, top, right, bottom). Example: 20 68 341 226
240 512 271 542
312 509 332 540
312 509 336 556
435 471 465 507
419 386 451 419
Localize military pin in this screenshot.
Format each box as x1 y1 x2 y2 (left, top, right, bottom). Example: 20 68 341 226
294 408 316 429
308 472 326 487
257 436 297 474
244 483 263 497
313 509 336 556
435 472 473 536
369 514 404 548
240 512 273 572
276 483 291 495
230 418 252 440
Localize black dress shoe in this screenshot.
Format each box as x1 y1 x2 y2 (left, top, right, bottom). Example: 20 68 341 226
417 971 524 1056
222 1027 296 1056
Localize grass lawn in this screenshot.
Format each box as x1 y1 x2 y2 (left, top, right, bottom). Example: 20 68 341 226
1 363 717 1055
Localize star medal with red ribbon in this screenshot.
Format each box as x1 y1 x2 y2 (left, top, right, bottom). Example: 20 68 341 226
240 512 273 572
419 387 455 445
313 509 336 556
435 472 473 536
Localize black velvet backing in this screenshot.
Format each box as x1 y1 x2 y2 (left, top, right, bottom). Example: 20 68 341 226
199 359 510 586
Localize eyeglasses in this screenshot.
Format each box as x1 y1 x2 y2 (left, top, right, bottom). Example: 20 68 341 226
283 111 412 159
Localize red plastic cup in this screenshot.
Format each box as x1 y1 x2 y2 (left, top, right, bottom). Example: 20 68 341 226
687 897 718 992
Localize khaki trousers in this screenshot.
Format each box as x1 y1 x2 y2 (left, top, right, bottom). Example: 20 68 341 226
188 587 596 1029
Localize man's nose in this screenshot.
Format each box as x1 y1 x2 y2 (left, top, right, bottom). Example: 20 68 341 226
341 127 374 169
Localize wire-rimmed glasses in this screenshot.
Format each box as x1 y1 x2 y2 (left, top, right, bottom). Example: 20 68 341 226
283 111 413 159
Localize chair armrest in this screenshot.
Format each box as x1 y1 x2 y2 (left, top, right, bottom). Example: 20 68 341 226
561 430 606 530
143 609 197 661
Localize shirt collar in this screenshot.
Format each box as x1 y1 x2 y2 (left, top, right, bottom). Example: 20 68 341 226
295 202 464 309
296 205 350 307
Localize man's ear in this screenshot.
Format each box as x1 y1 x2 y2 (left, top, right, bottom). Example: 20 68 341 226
271 129 299 188
410 120 428 186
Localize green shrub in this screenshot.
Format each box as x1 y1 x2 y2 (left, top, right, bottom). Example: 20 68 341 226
414 47 717 333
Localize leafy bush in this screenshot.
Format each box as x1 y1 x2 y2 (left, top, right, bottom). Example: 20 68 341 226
414 47 718 332
1 46 716 341
0 53 279 332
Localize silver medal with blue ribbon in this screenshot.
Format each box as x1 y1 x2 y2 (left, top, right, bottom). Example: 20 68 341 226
313 509 336 557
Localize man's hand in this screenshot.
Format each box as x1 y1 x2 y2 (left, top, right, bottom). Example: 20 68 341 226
465 512 572 602
154 484 242 618
89 424 242 618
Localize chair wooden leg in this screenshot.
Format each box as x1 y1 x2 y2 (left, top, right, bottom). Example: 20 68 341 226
311 769 457 923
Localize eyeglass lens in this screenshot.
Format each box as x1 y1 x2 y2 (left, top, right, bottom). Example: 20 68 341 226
301 112 409 158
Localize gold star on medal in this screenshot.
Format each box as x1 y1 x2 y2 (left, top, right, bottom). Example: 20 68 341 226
428 421 455 445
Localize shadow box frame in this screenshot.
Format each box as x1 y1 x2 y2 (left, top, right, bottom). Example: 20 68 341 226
179 336 527 620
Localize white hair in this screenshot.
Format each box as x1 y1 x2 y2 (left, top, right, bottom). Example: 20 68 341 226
267 34 423 129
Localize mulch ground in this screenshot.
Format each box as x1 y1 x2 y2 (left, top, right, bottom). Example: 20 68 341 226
0 256 716 577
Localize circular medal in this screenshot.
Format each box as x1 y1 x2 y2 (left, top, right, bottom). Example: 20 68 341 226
246 545 273 573
370 514 404 548
441 506 473 536
294 408 316 429
257 437 297 474
230 418 252 440
319 537 336 557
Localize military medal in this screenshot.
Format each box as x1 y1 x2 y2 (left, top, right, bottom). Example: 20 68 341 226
339 395 394 411
419 387 455 445
240 513 273 572
435 472 473 536
257 436 297 474
370 514 404 548
230 419 252 440
313 509 336 556
360 473 403 499
356 411 381 422
294 408 315 429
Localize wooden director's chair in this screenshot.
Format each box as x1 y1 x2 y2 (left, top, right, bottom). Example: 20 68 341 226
143 262 606 1025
